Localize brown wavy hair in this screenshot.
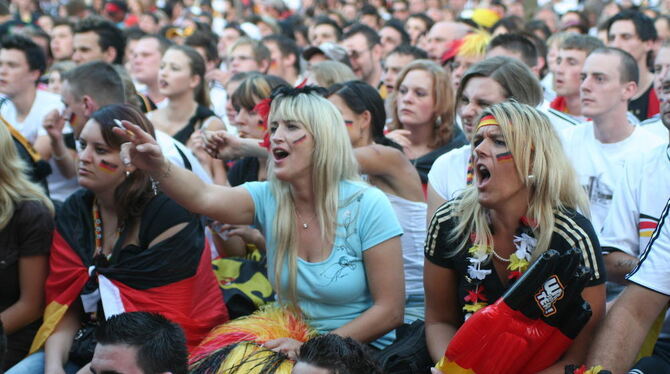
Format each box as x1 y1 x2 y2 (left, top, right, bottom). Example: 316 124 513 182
90 104 157 226
388 59 455 149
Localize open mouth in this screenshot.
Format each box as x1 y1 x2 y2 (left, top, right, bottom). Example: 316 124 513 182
476 163 491 184
273 148 289 160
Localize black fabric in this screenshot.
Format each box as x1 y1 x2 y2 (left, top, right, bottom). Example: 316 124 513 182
68 322 97 366
12 137 51 192
0 201 53 369
629 356 670 373
425 201 605 323
410 126 467 184
173 105 216 145
375 320 433 374
629 84 654 122
175 144 193 171
227 157 261 186
56 189 204 290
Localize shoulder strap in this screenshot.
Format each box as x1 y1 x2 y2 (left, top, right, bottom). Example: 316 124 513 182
1 115 42 161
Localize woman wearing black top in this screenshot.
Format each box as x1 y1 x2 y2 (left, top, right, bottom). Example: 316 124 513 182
424 102 605 373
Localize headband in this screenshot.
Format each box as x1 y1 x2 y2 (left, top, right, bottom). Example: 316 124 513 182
475 114 499 131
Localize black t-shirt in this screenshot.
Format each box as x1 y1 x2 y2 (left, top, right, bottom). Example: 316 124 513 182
227 157 261 186
0 200 53 368
424 200 605 322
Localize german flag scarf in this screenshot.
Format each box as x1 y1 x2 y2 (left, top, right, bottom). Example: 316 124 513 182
30 190 228 353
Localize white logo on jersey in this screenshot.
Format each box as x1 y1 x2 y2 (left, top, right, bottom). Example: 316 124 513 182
534 275 565 317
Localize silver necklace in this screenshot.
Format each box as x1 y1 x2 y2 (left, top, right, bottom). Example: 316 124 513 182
295 210 315 230
491 248 511 263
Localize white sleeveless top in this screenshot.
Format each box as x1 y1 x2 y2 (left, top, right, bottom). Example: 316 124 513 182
385 192 427 298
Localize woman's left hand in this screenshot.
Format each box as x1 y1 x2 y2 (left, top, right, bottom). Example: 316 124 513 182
263 337 303 360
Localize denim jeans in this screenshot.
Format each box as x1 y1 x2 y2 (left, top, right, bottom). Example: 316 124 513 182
6 351 81 374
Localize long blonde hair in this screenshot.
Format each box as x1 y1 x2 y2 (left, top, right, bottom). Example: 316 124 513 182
0 124 54 230
267 89 360 305
451 101 589 259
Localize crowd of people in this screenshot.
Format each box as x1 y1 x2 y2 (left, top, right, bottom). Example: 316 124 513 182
0 0 670 372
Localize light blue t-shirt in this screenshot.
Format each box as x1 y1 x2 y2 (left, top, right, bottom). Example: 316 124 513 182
243 180 403 347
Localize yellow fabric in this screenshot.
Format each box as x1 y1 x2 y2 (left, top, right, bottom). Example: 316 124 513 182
471 8 500 28
29 301 68 353
435 357 476 374
212 255 274 308
636 304 668 361
1 115 42 161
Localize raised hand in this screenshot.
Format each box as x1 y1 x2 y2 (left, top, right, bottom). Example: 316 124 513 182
43 109 66 142
114 120 165 174
202 130 244 160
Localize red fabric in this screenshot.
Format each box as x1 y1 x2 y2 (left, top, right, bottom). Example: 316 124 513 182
114 242 228 350
550 96 568 113
647 88 660 119
445 301 570 374
44 230 90 306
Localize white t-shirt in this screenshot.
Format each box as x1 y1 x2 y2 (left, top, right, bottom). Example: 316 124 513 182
47 124 79 202
628 197 670 296
155 129 213 184
639 116 669 140
0 90 63 144
600 144 670 257
538 99 580 133
561 123 665 233
427 144 471 201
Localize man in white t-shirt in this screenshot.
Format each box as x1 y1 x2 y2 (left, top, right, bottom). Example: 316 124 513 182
561 47 664 234
0 34 62 146
587 197 670 373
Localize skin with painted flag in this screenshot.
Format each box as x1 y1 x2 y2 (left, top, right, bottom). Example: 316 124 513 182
434 248 593 374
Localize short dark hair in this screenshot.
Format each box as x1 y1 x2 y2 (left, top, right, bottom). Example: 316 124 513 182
53 18 74 31
262 34 301 73
360 4 381 25
606 10 657 42
525 19 552 40
382 19 410 45
491 15 524 34
1 33 47 76
313 16 342 40
389 44 428 59
591 46 639 85
488 33 539 68
185 31 219 63
124 26 147 42
561 34 604 54
407 13 434 33
95 312 188 374
62 61 125 105
297 334 383 374
74 16 126 64
341 23 380 47
139 33 173 55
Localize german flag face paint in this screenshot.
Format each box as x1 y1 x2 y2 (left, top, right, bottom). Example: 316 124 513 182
496 151 513 163
292 134 307 145
98 159 119 173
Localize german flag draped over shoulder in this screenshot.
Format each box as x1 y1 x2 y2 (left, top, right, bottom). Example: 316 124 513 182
30 190 228 353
